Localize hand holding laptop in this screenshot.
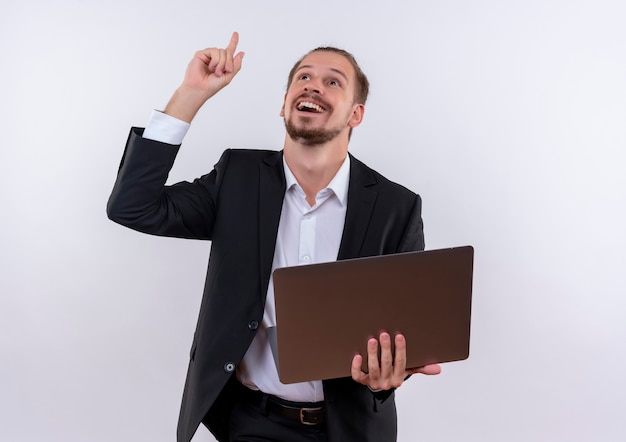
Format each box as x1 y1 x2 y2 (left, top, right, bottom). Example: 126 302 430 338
351 332 442 391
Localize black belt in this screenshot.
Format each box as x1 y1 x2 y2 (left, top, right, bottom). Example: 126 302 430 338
241 386 325 426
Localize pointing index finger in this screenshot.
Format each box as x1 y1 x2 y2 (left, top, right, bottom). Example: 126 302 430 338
226 31 239 54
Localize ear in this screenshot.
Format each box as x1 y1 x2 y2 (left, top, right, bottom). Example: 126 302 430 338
280 93 287 117
348 104 365 128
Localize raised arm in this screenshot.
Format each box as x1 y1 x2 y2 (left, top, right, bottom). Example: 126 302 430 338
107 33 244 239
164 32 245 123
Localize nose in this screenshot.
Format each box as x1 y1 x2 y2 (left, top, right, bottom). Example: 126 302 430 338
304 78 323 94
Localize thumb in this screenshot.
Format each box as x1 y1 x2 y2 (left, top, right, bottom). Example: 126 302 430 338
232 52 245 75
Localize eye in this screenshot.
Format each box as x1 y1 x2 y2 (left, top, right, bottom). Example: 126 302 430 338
299 74 310 81
329 79 340 86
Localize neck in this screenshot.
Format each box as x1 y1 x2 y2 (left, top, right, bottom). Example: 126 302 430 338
283 135 349 206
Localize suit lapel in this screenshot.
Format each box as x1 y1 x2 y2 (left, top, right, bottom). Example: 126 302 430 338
337 154 378 260
259 151 287 299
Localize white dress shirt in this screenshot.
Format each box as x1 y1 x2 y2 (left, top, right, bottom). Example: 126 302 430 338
143 111 349 402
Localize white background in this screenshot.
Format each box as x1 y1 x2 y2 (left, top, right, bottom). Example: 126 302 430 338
1 1 625 441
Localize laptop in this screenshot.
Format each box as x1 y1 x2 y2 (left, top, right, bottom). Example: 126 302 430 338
271 246 474 384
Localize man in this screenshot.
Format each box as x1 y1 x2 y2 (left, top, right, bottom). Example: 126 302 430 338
107 32 440 442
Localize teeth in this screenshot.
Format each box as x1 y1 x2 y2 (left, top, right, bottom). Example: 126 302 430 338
297 101 324 113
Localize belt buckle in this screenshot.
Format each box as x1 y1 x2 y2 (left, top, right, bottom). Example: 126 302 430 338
299 407 323 425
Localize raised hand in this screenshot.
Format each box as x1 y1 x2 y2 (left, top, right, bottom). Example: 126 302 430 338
164 32 245 122
351 332 441 391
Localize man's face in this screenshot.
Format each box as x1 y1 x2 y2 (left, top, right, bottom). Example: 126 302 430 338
281 51 363 146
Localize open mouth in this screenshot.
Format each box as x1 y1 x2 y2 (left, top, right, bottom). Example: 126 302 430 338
296 101 326 113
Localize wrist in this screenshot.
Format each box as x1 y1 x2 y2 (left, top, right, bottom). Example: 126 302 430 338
163 85 209 123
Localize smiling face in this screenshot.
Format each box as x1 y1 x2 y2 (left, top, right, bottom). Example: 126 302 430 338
281 50 365 146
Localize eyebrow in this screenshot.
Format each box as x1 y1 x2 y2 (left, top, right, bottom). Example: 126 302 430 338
295 64 349 83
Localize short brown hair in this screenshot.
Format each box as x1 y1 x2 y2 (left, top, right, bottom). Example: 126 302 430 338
286 47 370 105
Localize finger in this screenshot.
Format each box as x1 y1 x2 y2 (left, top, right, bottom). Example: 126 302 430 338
351 354 367 383
226 31 239 55
207 48 222 75
224 46 234 74
407 364 442 376
366 337 380 380
418 364 442 375
217 49 228 76
214 49 229 76
378 332 394 379
195 48 217 68
232 51 245 74
393 333 408 380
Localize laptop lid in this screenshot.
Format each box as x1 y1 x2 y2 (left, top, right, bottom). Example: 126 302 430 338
272 246 474 384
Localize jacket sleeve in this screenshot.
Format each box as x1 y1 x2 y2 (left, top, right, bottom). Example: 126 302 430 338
396 194 425 253
106 127 229 240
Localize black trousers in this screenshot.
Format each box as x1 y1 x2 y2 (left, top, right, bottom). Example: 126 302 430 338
229 387 329 442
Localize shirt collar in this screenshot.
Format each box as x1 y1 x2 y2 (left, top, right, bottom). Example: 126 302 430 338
282 154 351 206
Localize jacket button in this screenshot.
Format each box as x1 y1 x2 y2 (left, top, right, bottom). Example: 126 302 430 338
248 320 259 330
224 362 235 373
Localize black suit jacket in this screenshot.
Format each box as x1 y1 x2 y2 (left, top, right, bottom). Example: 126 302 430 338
107 128 425 442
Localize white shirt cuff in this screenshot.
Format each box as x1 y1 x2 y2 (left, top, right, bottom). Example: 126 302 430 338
142 110 190 145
